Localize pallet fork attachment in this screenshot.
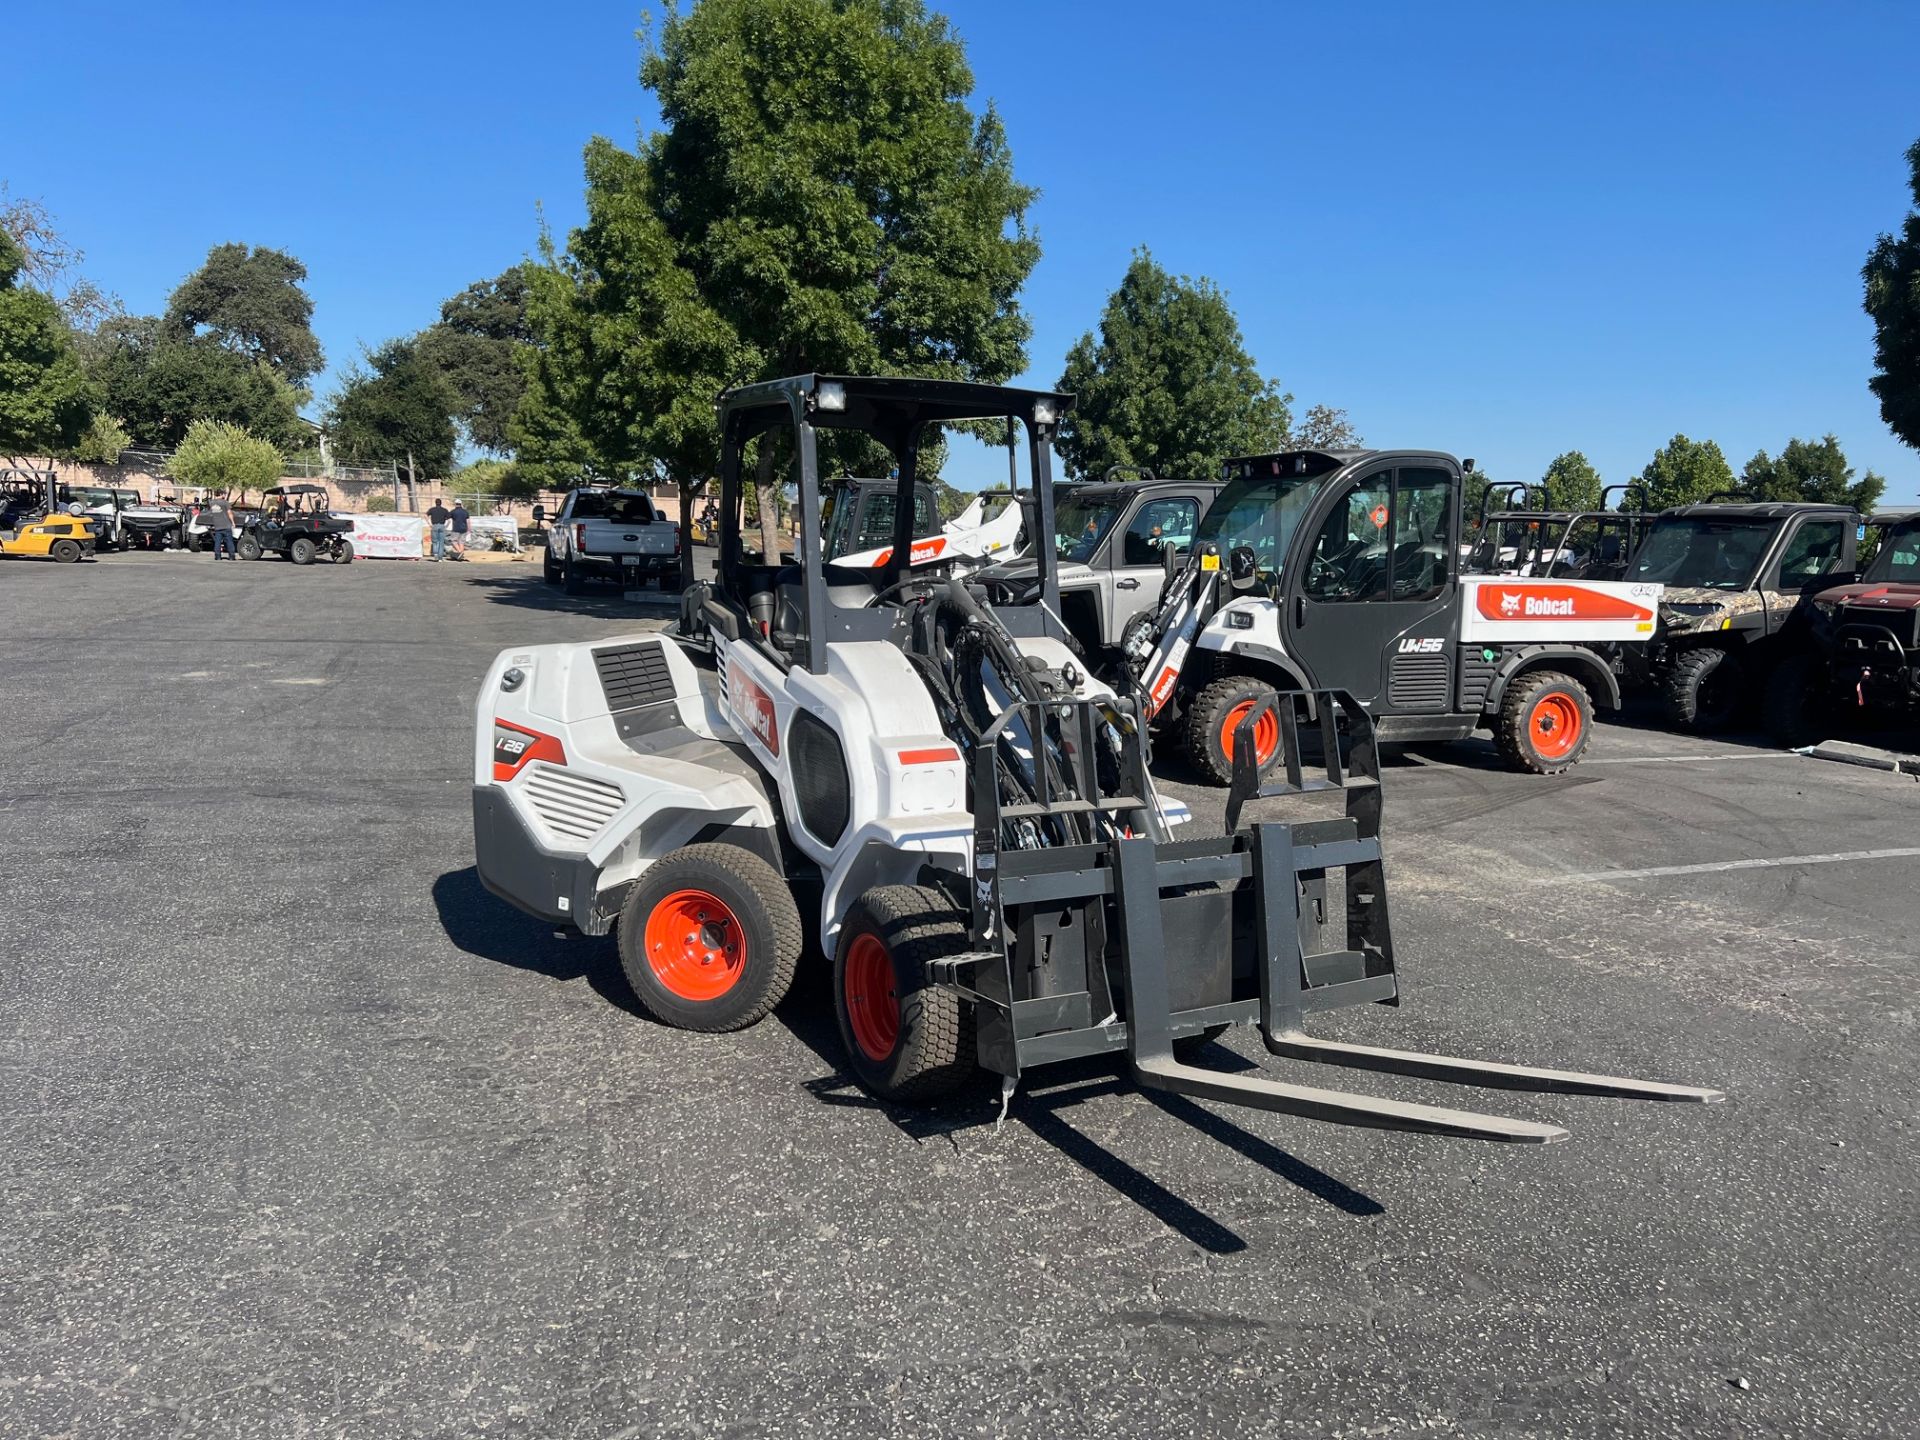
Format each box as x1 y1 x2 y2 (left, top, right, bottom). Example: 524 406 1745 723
952 689 1721 1145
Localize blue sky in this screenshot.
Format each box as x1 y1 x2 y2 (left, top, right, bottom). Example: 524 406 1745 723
8 2 1918 501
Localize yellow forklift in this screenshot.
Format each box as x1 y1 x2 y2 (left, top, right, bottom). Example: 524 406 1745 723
1 468 100 563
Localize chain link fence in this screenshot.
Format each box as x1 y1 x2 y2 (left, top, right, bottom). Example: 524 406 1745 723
117 449 399 487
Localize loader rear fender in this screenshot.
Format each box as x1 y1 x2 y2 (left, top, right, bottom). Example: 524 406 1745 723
1486 646 1621 715
594 808 784 899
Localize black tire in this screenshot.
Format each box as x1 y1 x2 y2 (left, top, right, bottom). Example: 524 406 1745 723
335 538 355 565
543 548 559 585
1493 669 1594 774
1185 675 1285 787
562 554 584 595
833 885 978 1103
616 843 802 1032
1761 651 1829 748
184 532 203 553
289 535 318 566
1663 646 1745 730
237 533 262 561
51 538 81 563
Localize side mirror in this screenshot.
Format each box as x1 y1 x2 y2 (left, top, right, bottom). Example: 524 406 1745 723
531 504 546 525
1229 545 1259 586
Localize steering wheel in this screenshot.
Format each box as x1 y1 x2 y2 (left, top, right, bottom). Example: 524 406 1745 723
1306 554 1344 595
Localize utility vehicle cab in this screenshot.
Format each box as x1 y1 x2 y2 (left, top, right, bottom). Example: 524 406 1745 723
1126 449 1665 776
1622 499 1857 730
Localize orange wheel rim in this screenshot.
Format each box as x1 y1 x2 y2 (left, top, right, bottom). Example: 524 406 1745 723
1529 693 1583 760
844 933 900 1064
1220 700 1280 765
643 889 747 1002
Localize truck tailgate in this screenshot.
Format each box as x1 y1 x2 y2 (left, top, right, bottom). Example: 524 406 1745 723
576 521 676 557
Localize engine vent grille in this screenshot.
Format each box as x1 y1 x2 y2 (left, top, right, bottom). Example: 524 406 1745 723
594 641 676 712
1388 653 1450 710
521 763 626 845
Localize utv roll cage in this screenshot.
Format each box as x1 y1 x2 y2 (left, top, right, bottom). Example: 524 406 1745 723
1466 482 1653 580
710 374 1071 673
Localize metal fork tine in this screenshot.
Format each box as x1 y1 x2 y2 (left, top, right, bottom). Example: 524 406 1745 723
1264 1032 1725 1104
1134 1054 1567 1143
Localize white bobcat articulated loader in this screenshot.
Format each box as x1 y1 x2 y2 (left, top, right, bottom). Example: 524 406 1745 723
473 376 1719 1140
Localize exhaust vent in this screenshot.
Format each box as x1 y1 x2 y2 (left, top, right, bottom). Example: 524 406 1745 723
594 641 676 712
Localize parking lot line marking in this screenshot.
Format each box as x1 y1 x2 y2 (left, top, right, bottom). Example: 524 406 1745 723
1550 847 1920 884
1580 753 1801 765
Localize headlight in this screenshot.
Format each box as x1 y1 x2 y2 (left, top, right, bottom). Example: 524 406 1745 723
1224 610 1254 630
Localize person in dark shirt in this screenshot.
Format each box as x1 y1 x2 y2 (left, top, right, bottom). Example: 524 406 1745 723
427 500 451 561
450 502 471 561
204 493 237 560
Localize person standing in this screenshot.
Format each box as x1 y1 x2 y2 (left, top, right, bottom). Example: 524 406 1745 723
427 498 451 561
205 492 237 560
450 500 470 561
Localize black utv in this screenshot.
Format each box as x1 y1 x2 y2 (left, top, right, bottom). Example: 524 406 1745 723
238 484 356 565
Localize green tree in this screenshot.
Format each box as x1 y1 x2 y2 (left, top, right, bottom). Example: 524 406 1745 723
1283 402 1362 452
327 339 458 494
1055 250 1290 480
418 266 531 454
1539 450 1603 510
165 419 283 503
451 457 538 499
1864 137 1920 453
1636 434 1735 509
516 0 1039 571
87 314 305 450
58 411 131 464
1742 434 1885 512
0 230 94 460
163 243 323 386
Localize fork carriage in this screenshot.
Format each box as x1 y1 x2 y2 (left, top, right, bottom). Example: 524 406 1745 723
933 688 1720 1143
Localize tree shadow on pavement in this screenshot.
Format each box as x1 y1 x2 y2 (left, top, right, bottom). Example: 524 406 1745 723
432 866 646 1019
779 986 1383 1250
457 571 679 618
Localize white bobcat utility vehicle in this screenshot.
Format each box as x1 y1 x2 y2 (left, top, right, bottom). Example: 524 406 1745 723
473 376 1718 1141
1123 451 1666 778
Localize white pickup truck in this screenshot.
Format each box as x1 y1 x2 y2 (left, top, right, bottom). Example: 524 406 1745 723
545 487 680 593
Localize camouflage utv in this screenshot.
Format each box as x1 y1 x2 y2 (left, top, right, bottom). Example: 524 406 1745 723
1623 501 1859 730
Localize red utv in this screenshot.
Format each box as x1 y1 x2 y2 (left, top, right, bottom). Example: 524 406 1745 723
1764 510 1920 744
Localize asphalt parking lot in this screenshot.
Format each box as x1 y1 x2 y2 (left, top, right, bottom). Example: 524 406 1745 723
4 551 1918 1438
